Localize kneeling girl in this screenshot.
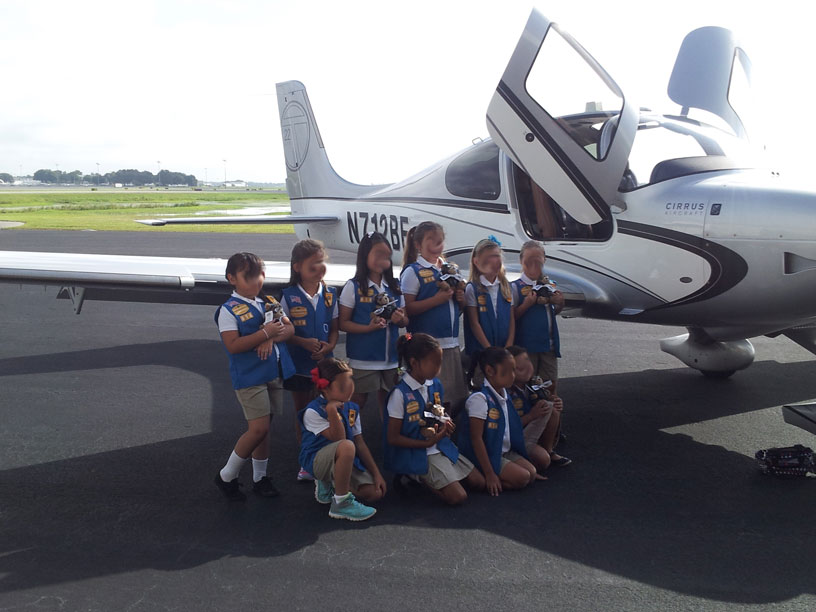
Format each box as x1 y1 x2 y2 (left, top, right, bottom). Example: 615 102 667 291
383 333 485 505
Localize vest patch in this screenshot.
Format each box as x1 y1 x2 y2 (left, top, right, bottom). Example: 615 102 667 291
408 413 421 422
406 401 420 414
293 319 307 326
239 313 254 322
488 408 501 420
231 303 250 316
513 397 524 415
324 292 334 307
423 277 435 284
477 295 487 305
487 422 499 429
521 286 531 295
290 306 308 318
433 391 441 404
348 408 357 427
418 268 434 278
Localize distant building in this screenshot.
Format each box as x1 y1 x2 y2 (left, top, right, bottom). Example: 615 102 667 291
223 180 247 188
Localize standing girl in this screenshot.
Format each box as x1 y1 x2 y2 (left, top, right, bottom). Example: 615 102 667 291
458 346 538 496
339 232 408 413
383 333 485 505
512 240 564 394
464 237 515 358
282 239 339 481
400 222 468 411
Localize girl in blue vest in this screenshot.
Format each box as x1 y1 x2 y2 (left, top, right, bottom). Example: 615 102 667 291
506 345 571 471
511 240 565 395
458 347 538 496
214 252 297 501
299 358 387 521
281 239 339 481
338 232 408 414
383 333 485 505
464 237 515 359
400 221 468 411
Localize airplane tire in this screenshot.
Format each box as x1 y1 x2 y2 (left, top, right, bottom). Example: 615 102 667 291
700 369 736 379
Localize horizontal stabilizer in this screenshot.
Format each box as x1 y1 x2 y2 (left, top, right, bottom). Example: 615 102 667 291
782 404 816 436
136 215 339 226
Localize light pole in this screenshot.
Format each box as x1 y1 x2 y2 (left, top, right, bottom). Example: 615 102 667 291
96 162 100 186
55 163 59 185
223 159 227 188
157 160 161 186
204 168 208 187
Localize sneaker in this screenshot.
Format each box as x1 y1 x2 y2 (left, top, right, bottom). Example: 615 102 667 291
297 467 315 482
252 476 280 498
314 480 333 504
328 493 377 522
214 473 246 501
550 454 572 467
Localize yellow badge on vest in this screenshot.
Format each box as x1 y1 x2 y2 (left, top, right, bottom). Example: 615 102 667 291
231 303 249 316
406 401 420 414
289 306 308 318
418 268 434 278
348 409 357 427
488 408 501 420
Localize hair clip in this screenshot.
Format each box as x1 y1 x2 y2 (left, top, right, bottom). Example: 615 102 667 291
487 234 502 247
310 367 330 390
404 332 412 341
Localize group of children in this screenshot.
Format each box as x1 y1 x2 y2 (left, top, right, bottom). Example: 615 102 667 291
214 222 570 521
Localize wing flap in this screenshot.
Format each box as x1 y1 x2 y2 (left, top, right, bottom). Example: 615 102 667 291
136 215 339 226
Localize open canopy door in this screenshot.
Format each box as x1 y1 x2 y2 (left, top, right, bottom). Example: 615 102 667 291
486 9 637 225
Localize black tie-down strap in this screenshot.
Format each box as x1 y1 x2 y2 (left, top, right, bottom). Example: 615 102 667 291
755 445 814 478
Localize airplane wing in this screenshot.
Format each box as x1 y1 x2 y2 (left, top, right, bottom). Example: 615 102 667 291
0 251 356 313
136 215 339 226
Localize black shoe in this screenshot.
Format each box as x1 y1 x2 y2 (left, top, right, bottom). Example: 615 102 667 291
252 476 280 498
214 473 246 501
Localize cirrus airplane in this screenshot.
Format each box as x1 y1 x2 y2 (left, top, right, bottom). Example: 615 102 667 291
2 9 816 385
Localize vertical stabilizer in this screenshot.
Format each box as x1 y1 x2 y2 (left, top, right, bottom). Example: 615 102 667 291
276 81 380 199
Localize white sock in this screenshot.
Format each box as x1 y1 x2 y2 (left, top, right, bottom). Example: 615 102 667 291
219 451 247 482
252 458 268 483
333 492 350 504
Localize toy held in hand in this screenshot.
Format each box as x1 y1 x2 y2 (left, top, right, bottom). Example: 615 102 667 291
531 276 557 301
437 261 465 291
264 298 285 323
755 444 814 477
418 402 452 439
371 292 398 322
525 376 552 403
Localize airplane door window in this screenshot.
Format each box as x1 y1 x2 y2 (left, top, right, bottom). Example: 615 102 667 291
512 162 612 241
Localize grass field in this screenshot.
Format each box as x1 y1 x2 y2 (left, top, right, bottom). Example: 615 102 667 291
0 189 295 233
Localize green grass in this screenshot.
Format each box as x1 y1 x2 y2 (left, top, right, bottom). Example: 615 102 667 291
0 190 295 233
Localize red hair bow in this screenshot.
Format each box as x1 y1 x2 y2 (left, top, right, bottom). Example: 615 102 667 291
310 367 330 390
404 333 412 341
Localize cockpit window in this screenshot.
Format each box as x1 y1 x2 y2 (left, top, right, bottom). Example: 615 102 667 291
445 140 501 201
728 49 752 139
524 25 624 160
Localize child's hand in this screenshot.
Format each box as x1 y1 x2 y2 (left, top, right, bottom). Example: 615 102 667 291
486 472 502 496
551 396 563 412
524 290 538 308
530 400 553 420
390 308 406 325
325 400 343 412
256 339 275 361
368 318 387 331
550 291 565 308
373 473 387 497
443 419 456 435
304 337 322 354
454 287 466 307
433 424 450 444
310 340 331 360
436 282 454 303
264 319 286 339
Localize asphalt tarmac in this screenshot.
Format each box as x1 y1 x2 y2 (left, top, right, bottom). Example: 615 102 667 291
1 230 814 611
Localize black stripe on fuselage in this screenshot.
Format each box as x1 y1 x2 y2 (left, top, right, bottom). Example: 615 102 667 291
617 220 748 308
290 195 510 214
495 81 609 222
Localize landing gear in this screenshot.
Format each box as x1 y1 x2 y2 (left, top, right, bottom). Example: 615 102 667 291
660 328 754 377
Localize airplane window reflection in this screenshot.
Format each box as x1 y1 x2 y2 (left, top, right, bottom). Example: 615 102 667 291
512 162 612 241
445 141 502 201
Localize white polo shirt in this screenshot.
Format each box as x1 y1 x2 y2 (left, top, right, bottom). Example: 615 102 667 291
465 380 512 453
465 274 501 314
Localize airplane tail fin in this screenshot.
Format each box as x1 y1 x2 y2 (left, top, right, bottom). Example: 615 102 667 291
276 81 380 199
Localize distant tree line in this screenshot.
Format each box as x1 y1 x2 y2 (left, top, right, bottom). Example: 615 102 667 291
28 168 198 186
0 172 13 183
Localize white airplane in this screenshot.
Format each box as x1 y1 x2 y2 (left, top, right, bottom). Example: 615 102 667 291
2 9 816 380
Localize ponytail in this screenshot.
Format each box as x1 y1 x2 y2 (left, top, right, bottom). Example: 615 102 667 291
403 221 444 268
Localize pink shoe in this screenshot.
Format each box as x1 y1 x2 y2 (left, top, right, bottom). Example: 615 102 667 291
297 467 314 482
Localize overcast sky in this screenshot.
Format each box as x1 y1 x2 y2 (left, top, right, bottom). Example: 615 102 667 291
1 0 812 184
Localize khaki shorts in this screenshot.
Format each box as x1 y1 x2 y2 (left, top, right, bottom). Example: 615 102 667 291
312 440 375 489
499 450 526 472
438 347 467 411
419 452 475 490
351 367 398 395
523 409 552 453
528 350 558 384
234 378 284 420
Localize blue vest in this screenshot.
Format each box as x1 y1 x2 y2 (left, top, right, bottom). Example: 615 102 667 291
382 377 459 475
507 385 531 418
214 296 296 390
458 383 527 475
404 262 460 340
282 285 337 375
298 397 365 476
345 279 400 364
512 278 561 356
463 280 512 355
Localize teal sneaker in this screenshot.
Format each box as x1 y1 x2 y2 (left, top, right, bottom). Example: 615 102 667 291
314 480 333 504
328 493 377 521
